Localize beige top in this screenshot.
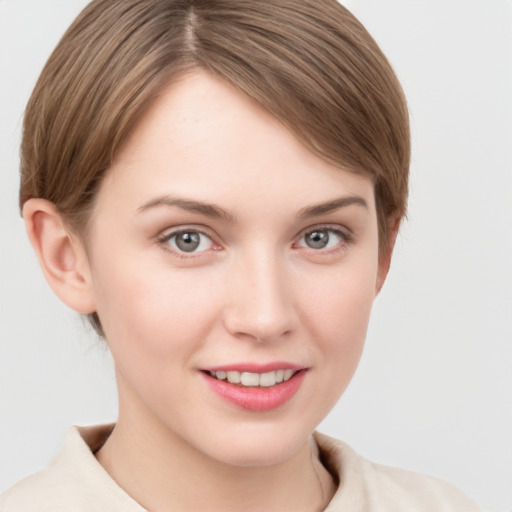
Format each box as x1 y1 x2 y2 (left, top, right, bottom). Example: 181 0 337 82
0 425 482 511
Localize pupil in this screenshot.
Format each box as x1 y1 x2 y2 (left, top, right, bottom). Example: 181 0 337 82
176 232 200 252
306 230 328 249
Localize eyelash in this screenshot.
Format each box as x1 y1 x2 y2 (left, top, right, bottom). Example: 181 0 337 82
157 224 354 257
294 225 354 253
157 227 218 258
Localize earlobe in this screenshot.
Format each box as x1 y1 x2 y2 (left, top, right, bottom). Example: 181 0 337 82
375 215 402 295
23 198 96 314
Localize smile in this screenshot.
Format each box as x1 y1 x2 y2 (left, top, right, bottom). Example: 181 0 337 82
201 366 306 412
208 369 297 387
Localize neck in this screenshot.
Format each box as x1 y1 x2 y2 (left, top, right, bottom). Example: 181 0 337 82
96 407 335 512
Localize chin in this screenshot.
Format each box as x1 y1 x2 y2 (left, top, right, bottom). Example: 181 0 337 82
196 421 314 468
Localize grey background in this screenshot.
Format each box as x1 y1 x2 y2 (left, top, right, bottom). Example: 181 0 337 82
1 1 511 510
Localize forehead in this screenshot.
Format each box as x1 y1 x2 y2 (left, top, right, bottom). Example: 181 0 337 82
99 71 375 215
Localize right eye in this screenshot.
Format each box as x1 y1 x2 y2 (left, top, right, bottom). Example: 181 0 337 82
162 230 214 254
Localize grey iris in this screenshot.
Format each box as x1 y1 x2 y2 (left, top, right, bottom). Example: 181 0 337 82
176 232 201 252
305 230 329 249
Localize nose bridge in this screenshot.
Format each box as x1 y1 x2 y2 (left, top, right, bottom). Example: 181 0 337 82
224 245 296 342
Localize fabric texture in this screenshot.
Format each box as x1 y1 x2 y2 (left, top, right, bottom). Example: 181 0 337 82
0 424 482 511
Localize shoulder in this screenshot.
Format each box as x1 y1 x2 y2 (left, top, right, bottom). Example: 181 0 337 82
315 432 484 512
0 425 144 512
0 465 65 512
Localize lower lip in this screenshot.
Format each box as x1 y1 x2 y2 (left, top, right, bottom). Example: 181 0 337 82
201 370 306 412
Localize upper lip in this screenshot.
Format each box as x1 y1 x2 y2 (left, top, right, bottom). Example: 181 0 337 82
201 362 306 373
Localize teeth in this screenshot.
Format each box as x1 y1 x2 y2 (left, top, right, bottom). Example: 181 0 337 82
226 371 241 384
209 369 297 387
241 372 260 386
283 369 294 381
259 371 276 387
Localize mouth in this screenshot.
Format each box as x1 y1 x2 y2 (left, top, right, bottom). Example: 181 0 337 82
205 369 298 387
200 365 307 412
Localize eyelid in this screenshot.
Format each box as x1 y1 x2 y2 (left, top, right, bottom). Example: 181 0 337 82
157 225 211 241
295 224 354 242
293 224 355 252
157 225 221 256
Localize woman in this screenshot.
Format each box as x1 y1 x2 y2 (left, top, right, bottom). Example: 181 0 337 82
0 0 485 510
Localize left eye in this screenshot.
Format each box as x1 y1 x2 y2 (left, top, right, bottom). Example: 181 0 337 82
297 228 344 250
166 230 214 253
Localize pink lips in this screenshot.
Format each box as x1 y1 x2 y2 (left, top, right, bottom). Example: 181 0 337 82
200 363 306 412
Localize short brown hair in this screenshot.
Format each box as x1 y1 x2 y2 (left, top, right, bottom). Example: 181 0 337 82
20 0 410 333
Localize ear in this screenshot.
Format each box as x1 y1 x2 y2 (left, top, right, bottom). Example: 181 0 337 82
375 215 401 295
23 198 96 314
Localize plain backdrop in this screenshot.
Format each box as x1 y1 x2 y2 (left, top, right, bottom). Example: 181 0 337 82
1 1 511 511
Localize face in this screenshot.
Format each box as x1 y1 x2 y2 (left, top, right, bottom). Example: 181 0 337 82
84 71 386 467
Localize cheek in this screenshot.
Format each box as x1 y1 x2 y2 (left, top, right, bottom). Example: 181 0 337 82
90 252 219 366
314 291 373 382
300 256 378 387
304 258 377 342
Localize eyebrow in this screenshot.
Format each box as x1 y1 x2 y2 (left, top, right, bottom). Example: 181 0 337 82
138 194 367 223
297 196 368 219
138 195 236 223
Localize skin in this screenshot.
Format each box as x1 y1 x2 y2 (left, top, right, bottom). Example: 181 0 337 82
24 71 396 512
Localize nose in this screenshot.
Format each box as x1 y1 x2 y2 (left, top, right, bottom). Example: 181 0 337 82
223 250 297 343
